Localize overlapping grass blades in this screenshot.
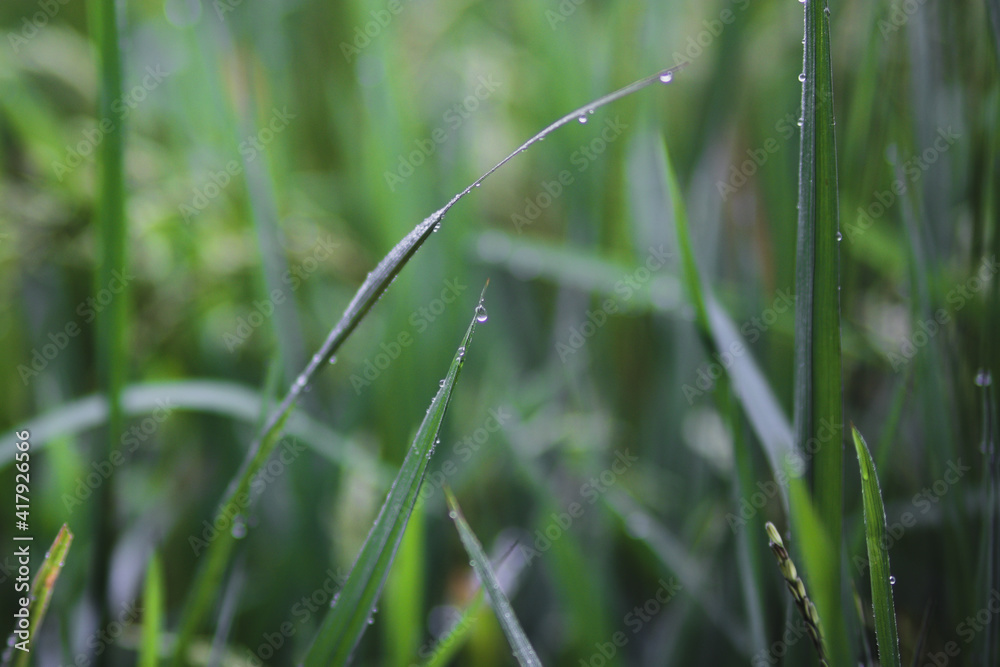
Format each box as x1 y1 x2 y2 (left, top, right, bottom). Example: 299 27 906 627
1 524 73 667
86 0 127 635
444 489 541 667
850 425 900 667
171 63 685 661
794 0 847 661
300 285 487 666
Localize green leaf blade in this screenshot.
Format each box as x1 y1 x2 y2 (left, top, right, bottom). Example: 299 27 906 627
851 425 901 667
444 488 541 667
301 284 489 666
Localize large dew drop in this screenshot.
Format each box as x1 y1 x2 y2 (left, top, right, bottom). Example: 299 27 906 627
475 304 488 323
659 71 674 83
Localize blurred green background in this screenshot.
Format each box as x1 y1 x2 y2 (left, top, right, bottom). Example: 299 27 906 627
0 0 997 664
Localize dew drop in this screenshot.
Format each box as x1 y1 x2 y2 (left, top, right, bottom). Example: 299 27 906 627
231 519 247 539
798 73 806 83
328 355 338 365
824 6 831 16
475 304 488 323
474 183 481 187
975 370 993 387
796 118 803 127
659 71 674 84
449 510 457 519
457 346 466 355
577 116 588 124
836 231 842 241
433 221 442 232
889 575 896 585
439 379 446 388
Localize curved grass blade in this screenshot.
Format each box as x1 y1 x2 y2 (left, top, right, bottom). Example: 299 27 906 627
764 521 828 667
850 425 900 667
171 64 686 661
1 524 73 667
443 488 541 667
301 284 489 666
140 554 165 667
794 0 847 661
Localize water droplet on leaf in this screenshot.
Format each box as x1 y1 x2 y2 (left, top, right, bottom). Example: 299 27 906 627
659 71 674 83
577 116 588 124
475 304 488 323
798 73 806 82
975 370 993 387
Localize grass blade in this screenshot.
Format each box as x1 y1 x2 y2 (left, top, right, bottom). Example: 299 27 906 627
850 425 900 667
794 0 847 661
1 524 73 667
86 0 128 636
141 554 165 667
301 284 489 666
171 65 685 660
444 488 541 667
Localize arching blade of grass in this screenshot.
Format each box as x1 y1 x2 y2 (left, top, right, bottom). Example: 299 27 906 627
171 63 686 662
443 488 541 667
1 524 73 667
850 425 900 667
301 285 488 666
140 554 165 667
794 0 847 662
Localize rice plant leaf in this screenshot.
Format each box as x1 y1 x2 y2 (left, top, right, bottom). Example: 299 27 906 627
443 488 542 667
140 554 165 667
850 425 900 667
171 65 685 661
1 524 73 667
301 285 488 666
660 134 797 505
794 0 847 661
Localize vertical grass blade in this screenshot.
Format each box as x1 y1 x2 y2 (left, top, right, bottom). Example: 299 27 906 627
444 488 541 667
140 554 165 667
1 524 73 667
301 285 488 666
850 425 900 667
86 0 127 636
795 0 847 661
